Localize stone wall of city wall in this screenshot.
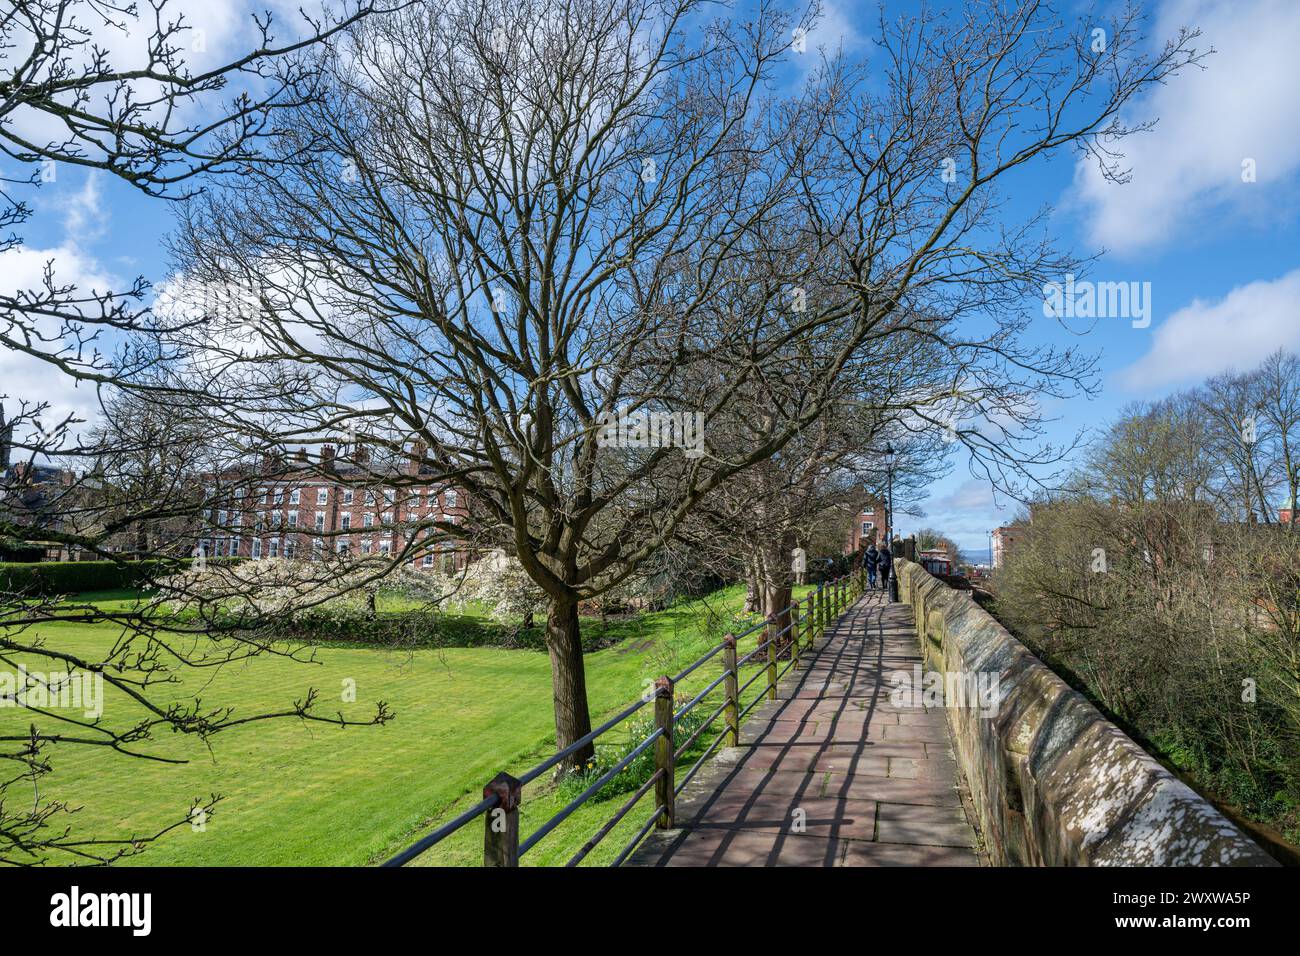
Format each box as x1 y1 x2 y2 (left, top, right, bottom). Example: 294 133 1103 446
895 560 1276 867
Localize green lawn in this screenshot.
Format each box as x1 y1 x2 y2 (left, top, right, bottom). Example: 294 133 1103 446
2 584 814 866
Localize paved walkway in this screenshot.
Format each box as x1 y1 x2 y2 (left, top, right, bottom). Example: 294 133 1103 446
627 591 984 866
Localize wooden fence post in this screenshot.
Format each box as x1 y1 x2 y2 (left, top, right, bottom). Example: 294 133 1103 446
482 771 522 867
654 676 675 829
817 583 825 636
723 635 739 747
765 613 778 701
791 602 803 670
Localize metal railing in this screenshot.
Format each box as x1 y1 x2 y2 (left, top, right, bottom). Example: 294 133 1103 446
383 567 868 868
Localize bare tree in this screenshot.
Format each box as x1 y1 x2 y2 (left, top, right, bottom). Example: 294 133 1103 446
159 0 1202 768
0 0 400 865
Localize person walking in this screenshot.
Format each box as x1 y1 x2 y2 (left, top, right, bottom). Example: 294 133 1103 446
878 542 893 595
865 542 879 590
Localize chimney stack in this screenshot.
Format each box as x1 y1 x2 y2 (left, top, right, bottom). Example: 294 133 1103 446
321 445 337 469
0 403 10 470
406 439 428 476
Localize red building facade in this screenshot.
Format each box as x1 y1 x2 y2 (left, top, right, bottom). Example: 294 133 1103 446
199 443 469 570
844 501 885 554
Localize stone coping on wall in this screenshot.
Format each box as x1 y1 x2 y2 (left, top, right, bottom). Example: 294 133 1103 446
896 559 1277 867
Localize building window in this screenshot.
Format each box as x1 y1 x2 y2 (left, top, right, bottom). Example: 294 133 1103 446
268 538 280 558
252 539 262 559
365 490 376 506
289 488 301 505
379 540 391 555
315 511 326 532
361 539 372 555
363 513 374 528
337 540 349 554
341 514 351 530
317 487 328 505
862 521 874 535
285 539 297 559
272 488 284 505
445 489 458 508
343 488 354 505
287 511 299 528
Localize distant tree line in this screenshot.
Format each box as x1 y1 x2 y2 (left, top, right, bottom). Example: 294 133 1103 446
993 350 1300 852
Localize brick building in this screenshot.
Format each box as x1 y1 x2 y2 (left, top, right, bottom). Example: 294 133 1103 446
199 442 470 571
991 524 1027 569
0 404 81 560
844 500 886 554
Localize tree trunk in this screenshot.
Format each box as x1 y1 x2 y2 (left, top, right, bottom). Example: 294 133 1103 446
762 582 794 653
743 554 760 613
546 595 595 772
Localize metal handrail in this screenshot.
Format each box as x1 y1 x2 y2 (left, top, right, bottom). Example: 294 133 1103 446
736 640 771 668
517 695 655 787
382 792 499 868
384 570 866 867
675 723 730 796
673 697 729 761
674 668 729 722
736 662 770 697
671 641 726 685
566 768 665 867
519 727 664 857
610 805 668 867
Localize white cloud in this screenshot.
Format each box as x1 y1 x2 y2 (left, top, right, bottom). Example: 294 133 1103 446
51 173 107 242
1072 0 1300 254
928 478 996 513
1116 267 1300 390
0 243 119 433
805 0 864 55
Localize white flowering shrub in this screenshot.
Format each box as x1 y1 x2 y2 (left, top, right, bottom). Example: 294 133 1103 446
445 551 546 624
159 558 445 624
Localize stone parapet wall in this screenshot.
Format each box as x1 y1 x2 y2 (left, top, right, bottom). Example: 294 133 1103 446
896 560 1276 867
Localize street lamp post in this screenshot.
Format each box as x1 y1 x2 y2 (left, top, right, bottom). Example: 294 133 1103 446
884 443 899 602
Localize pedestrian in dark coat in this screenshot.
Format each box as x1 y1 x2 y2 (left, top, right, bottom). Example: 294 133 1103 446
865 543 879 588
878 544 893 592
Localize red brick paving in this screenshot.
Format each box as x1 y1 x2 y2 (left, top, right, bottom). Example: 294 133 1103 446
625 591 984 867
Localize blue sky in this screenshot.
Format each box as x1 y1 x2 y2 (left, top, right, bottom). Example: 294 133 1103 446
4 0 1300 556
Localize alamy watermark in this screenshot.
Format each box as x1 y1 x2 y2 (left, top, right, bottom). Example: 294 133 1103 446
1042 273 1152 328
1 667 103 718
596 408 705 458
50 886 151 936
889 665 1001 717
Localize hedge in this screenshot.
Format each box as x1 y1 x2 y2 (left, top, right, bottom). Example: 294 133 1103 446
0 558 240 596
